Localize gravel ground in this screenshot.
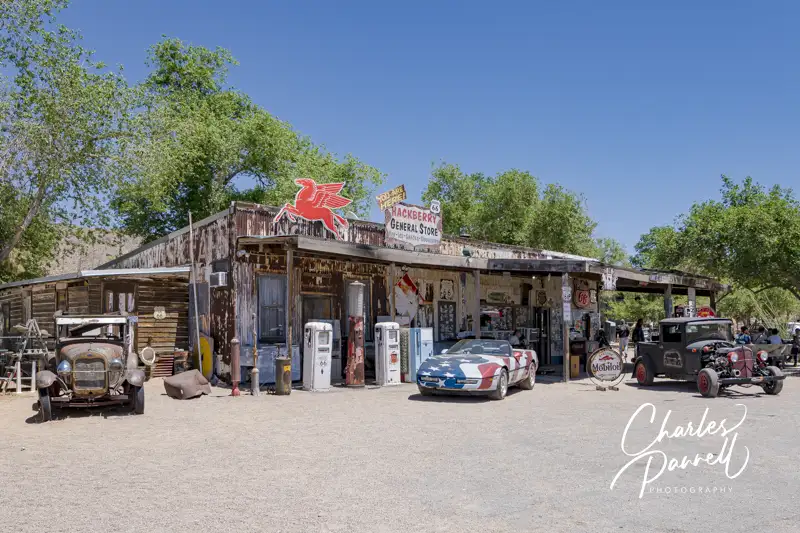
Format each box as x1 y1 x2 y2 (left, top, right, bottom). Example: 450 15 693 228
1 374 798 533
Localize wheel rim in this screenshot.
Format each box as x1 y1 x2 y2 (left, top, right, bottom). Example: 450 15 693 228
699 373 708 393
500 373 507 396
636 364 646 384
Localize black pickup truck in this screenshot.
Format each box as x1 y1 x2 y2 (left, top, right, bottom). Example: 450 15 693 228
634 317 785 398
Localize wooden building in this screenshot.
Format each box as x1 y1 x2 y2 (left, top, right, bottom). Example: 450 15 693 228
0 267 190 357
90 201 725 381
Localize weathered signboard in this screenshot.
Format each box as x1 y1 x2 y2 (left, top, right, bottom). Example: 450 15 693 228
376 185 407 211
384 202 442 249
587 347 624 382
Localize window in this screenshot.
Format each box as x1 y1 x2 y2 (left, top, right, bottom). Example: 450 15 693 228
56 289 67 313
103 283 136 314
662 325 682 343
258 275 286 342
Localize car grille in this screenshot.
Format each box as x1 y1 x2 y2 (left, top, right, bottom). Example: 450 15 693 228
74 357 107 391
731 347 754 378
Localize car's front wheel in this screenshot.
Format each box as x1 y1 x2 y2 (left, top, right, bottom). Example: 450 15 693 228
489 369 508 401
518 366 535 390
38 389 52 422
697 368 720 398
417 385 434 397
131 385 145 415
761 366 784 395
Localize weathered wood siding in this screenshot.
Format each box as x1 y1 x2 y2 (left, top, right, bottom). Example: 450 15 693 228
136 279 189 354
67 285 90 314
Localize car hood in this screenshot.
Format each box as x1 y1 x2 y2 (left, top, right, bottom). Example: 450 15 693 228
59 342 123 363
418 353 511 379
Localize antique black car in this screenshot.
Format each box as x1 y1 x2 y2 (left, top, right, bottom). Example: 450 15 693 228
35 314 145 421
634 317 785 398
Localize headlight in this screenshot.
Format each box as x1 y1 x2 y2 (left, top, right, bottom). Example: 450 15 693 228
109 358 124 372
57 360 71 375
758 351 769 362
728 352 739 363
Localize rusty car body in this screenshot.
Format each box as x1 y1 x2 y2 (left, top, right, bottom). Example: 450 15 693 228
35 314 145 421
634 317 785 398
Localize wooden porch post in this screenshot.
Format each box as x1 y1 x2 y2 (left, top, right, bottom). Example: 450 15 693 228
664 284 673 318
389 262 396 321
687 287 696 316
710 290 717 312
473 269 481 339
562 273 571 383
286 248 294 350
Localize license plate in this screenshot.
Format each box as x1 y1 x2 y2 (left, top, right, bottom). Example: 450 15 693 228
750 377 764 383
422 381 438 387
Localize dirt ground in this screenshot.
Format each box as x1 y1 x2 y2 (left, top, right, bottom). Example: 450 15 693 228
1 374 798 533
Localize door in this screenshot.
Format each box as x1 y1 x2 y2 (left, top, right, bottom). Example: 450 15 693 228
660 323 684 374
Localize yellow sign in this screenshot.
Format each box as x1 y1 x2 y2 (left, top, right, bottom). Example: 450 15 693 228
376 185 407 210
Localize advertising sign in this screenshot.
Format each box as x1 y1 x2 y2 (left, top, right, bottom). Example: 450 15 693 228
587 347 624 382
574 289 591 308
697 306 716 318
274 178 352 239
385 202 442 249
376 185 407 211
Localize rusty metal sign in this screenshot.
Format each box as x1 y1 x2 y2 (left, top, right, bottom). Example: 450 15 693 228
376 185 407 211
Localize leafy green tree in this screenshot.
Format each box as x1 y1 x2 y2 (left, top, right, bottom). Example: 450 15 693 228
592 237 629 266
422 163 599 256
113 38 384 242
0 0 135 280
633 176 800 301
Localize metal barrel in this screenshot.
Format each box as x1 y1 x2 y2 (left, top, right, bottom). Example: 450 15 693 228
275 356 292 395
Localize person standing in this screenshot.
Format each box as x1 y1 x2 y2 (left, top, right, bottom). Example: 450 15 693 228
632 319 645 357
792 328 800 366
767 328 783 345
735 325 751 345
752 326 768 344
618 322 631 359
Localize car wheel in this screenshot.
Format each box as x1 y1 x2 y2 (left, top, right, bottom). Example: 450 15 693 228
132 385 145 414
38 389 52 422
417 385 434 396
518 366 535 390
489 369 508 401
635 361 654 386
697 368 719 398
761 366 784 395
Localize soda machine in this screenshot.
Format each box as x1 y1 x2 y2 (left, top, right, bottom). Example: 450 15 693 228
375 322 401 386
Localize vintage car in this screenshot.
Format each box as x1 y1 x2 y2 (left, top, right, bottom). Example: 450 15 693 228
35 314 146 421
416 339 538 400
634 317 785 398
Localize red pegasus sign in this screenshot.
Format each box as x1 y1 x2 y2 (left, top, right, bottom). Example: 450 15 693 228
274 179 352 239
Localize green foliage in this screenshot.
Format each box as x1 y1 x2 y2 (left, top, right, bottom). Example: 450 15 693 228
422 163 604 257
717 287 800 328
593 237 629 266
113 38 384 242
0 0 136 281
633 176 800 304
602 293 666 324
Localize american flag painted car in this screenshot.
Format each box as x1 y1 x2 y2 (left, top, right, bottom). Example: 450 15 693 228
416 339 538 400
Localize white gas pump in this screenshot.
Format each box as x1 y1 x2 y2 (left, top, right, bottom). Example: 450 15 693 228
375 322 401 386
302 322 333 391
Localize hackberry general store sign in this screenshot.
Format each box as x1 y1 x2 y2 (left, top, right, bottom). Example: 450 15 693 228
385 202 442 249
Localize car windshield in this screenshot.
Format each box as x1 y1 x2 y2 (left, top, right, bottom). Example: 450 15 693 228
444 340 511 356
686 322 732 343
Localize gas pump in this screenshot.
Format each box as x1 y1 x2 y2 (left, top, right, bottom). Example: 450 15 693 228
375 322 401 386
302 322 333 391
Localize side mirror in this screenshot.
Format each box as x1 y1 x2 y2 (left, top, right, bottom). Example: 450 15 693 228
441 349 448 354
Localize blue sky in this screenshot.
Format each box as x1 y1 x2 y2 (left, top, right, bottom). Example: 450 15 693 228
61 0 799 252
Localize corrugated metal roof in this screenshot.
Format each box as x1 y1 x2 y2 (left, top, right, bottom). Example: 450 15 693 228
0 266 191 291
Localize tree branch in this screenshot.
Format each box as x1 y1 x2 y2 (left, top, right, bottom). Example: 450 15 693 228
0 182 48 264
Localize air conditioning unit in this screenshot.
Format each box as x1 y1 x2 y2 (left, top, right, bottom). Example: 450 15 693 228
209 271 227 288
